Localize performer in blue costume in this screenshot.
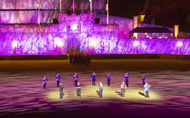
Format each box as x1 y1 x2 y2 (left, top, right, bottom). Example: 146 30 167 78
91 72 96 86
124 73 129 87
106 73 111 86
56 73 61 87
73 73 79 87
42 76 48 89
142 75 146 85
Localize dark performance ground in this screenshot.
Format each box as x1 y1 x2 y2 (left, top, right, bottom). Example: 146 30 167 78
0 59 190 118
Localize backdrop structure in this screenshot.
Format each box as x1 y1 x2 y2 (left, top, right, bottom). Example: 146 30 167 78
0 12 189 55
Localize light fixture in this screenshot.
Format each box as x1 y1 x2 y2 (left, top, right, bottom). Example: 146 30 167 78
12 40 18 48
177 41 183 47
89 40 96 47
71 24 78 31
134 41 139 47
54 38 63 47
12 41 18 55
134 41 139 54
177 41 183 55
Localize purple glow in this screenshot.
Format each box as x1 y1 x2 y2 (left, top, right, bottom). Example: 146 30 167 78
12 40 18 48
54 37 63 47
0 13 189 55
71 24 78 31
177 41 183 47
134 41 139 47
0 0 106 24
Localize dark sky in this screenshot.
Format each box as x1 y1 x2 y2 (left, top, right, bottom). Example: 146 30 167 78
109 0 147 18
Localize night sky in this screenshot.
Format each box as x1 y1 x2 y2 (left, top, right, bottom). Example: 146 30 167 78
109 0 146 18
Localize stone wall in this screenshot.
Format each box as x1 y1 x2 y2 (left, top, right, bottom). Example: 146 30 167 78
0 13 189 55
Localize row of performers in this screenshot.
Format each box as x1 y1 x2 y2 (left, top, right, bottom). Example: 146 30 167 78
42 73 151 98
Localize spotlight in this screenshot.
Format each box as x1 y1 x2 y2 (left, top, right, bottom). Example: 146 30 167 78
134 41 139 47
54 38 63 47
89 40 96 47
12 41 18 55
134 41 139 54
54 38 63 54
12 41 18 48
177 41 183 47
177 41 183 55
71 24 78 31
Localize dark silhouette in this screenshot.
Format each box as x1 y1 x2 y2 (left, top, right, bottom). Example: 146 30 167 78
69 52 91 64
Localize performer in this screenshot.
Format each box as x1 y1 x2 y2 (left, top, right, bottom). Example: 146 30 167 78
56 73 61 87
144 83 151 98
91 72 96 85
106 73 111 86
73 73 79 86
124 73 129 87
99 82 103 98
121 82 127 97
142 75 146 85
59 83 64 99
76 82 81 98
42 76 48 89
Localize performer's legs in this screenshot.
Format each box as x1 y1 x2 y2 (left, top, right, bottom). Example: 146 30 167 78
99 90 102 97
107 80 110 86
60 91 63 99
79 93 81 98
123 90 125 97
92 80 95 85
126 81 128 87
145 91 149 98
57 80 60 87
74 80 77 86
143 81 145 85
75 80 78 86
43 83 46 89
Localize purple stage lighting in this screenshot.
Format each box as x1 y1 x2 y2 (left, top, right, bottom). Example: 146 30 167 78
0 13 189 56
177 41 183 47
12 41 18 49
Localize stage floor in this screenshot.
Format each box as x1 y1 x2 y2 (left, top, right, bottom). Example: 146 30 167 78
0 59 189 118
0 70 190 118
